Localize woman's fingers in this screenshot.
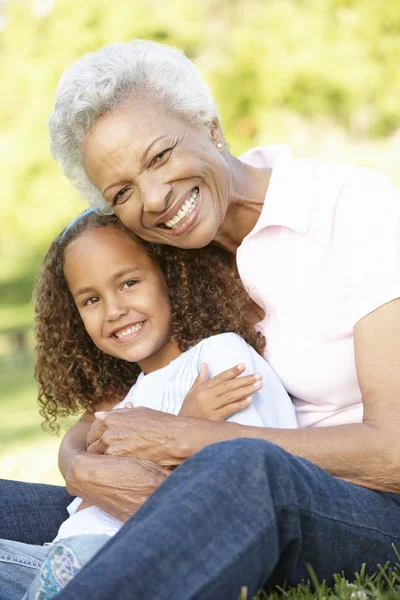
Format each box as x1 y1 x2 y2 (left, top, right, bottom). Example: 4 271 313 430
86 417 107 446
86 437 108 455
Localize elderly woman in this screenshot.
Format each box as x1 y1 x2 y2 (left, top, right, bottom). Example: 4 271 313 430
2 40 400 599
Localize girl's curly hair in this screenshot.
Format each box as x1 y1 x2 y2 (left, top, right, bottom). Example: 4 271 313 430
34 213 265 432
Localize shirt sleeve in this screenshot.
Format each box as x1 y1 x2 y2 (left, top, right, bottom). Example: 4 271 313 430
200 333 297 428
335 169 400 326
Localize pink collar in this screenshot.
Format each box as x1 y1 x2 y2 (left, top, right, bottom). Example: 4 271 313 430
239 145 315 239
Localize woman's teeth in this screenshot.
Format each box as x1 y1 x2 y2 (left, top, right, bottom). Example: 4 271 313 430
114 322 144 339
163 188 199 229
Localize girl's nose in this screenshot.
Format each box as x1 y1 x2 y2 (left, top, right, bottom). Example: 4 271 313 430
105 300 129 321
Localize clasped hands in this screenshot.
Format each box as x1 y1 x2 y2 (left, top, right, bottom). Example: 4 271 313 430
86 362 262 467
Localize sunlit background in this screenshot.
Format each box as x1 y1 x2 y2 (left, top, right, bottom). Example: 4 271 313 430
1 0 399 485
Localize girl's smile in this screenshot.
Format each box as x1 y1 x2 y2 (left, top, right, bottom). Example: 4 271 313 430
63 226 181 373
110 320 146 341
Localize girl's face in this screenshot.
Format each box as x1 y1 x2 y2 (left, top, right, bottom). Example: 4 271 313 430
63 227 181 374
82 100 232 249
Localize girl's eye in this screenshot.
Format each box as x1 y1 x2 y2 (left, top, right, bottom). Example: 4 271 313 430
123 280 139 289
112 186 130 207
83 296 99 306
152 148 172 166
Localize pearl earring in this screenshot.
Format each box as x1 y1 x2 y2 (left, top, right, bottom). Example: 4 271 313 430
217 143 223 150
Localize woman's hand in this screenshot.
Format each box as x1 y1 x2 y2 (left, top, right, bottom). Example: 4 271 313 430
66 452 170 522
179 362 262 420
86 407 192 466
86 404 243 467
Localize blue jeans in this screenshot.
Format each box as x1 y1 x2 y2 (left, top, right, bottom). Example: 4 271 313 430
0 535 110 600
0 480 72 545
2 440 400 599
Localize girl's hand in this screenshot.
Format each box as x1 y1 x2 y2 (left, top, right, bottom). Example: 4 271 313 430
178 363 263 420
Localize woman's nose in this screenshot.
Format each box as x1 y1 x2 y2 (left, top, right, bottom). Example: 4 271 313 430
140 173 172 213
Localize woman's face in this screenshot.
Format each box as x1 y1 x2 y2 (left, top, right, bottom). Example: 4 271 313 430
83 100 232 248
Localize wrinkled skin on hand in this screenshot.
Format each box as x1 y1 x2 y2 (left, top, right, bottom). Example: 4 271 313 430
86 407 197 467
66 452 170 522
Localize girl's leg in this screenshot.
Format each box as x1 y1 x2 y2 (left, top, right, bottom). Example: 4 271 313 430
0 479 72 545
0 539 47 600
25 534 110 600
57 439 400 600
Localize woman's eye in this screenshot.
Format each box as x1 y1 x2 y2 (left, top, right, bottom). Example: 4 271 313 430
152 148 172 166
123 280 139 289
83 296 99 306
112 186 130 207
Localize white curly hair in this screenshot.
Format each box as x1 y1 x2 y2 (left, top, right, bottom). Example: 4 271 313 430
49 40 219 214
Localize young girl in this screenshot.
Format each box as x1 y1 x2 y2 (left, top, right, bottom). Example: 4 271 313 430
6 210 296 599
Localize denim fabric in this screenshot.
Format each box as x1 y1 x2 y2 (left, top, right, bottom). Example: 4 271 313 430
55 439 400 600
25 534 110 600
0 535 110 600
0 538 47 600
0 480 72 545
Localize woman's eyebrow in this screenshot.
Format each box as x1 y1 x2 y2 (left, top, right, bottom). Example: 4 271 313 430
103 135 168 197
141 135 168 164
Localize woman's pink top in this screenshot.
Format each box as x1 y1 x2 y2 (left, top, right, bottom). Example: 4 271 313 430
237 145 400 428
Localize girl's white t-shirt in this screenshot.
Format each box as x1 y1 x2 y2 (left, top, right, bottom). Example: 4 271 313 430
54 333 297 542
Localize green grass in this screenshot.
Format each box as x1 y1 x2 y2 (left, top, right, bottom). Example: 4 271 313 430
244 555 400 599
0 355 74 484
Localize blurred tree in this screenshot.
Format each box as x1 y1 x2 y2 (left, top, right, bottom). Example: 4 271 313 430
0 0 399 296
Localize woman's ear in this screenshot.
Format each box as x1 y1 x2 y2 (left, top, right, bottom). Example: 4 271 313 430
210 119 224 150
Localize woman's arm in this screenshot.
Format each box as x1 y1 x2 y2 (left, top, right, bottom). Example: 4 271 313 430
58 411 94 481
86 299 400 493
58 396 118 482
59 402 170 521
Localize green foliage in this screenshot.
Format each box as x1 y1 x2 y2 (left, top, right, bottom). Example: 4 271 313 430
1 0 400 321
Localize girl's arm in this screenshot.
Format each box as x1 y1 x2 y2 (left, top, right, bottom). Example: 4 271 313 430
178 333 297 428
86 299 400 493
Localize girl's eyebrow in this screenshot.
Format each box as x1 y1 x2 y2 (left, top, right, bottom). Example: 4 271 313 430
110 267 142 282
73 267 142 298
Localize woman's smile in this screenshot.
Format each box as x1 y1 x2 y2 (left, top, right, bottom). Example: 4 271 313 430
158 187 200 236
83 101 230 248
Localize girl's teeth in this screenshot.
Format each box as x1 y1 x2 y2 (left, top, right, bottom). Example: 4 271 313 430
163 188 198 229
115 322 143 339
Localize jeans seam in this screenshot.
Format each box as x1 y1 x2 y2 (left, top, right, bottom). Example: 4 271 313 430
0 550 42 569
279 503 400 540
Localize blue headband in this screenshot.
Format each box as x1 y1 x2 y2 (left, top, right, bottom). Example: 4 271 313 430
58 208 95 244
